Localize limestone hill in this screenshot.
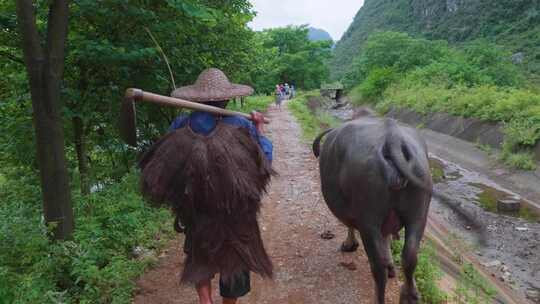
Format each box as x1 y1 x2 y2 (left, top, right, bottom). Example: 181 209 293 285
330 0 540 80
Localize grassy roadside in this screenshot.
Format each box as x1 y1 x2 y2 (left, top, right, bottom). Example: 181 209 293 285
287 91 340 141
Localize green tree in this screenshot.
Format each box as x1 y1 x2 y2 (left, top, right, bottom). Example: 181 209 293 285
343 31 447 89
260 25 332 89
16 0 74 240
2 0 261 236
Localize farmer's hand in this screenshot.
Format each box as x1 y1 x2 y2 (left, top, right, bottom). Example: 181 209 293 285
251 111 265 134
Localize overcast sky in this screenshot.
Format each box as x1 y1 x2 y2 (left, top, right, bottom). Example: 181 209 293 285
248 0 365 41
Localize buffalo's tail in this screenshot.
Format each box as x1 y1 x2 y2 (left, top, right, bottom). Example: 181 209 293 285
383 119 487 243
383 120 430 192
312 128 333 158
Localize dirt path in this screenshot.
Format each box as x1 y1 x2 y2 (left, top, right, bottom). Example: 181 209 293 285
133 101 400 303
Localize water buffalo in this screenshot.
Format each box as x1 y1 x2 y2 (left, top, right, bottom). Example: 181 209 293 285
312 112 483 303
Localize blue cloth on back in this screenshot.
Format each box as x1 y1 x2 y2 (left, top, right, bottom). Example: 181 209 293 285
169 111 273 162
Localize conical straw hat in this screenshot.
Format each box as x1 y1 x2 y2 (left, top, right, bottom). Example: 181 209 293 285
171 68 254 102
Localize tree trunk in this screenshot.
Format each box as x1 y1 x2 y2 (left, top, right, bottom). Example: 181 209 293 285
73 116 90 195
16 0 74 240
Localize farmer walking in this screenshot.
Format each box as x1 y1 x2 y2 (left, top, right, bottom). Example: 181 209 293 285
275 84 283 110
138 68 274 304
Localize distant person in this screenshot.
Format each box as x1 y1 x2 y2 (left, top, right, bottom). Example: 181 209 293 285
284 83 290 97
275 84 283 110
279 84 287 100
290 84 295 98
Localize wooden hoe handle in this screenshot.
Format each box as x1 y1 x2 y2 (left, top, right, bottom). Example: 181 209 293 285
125 88 270 124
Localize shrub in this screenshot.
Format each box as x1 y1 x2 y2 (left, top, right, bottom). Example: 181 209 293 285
501 150 537 170
358 67 398 100
0 173 174 303
463 40 524 87
342 31 448 90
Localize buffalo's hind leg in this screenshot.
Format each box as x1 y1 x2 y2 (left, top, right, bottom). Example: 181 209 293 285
360 230 391 304
383 235 396 278
399 224 423 304
341 227 359 252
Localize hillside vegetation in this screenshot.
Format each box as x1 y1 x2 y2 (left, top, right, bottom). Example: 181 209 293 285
330 0 540 80
345 31 539 169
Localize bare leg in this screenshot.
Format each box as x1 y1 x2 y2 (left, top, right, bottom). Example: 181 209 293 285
222 298 237 304
341 227 360 252
196 280 213 304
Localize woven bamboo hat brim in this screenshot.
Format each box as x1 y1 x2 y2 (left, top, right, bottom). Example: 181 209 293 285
171 68 254 102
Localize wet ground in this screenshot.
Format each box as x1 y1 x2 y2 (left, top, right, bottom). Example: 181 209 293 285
429 156 540 300
133 102 400 303
325 100 540 302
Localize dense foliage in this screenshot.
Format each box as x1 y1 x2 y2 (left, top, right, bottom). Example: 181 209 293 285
331 0 540 80
1 2 331 190
259 25 332 91
1 0 322 301
345 31 539 169
0 173 174 303
343 32 523 91
1 0 259 188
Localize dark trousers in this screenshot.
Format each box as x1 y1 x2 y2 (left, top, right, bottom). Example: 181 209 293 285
219 271 251 298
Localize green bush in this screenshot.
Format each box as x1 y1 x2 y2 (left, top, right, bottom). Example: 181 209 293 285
462 40 524 87
0 173 174 304
406 55 490 88
358 67 398 100
343 31 448 90
354 33 524 91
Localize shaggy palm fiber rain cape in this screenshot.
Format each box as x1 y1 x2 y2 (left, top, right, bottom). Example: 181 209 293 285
138 122 275 284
